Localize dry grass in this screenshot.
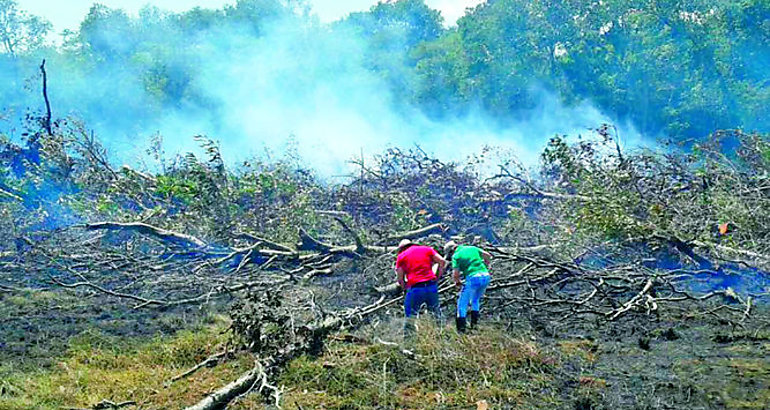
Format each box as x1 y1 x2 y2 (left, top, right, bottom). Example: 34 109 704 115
280 319 568 409
0 315 261 409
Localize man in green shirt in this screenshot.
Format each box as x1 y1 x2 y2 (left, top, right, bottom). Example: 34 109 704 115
444 241 492 333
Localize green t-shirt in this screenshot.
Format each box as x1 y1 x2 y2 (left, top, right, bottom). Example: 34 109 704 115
451 245 489 278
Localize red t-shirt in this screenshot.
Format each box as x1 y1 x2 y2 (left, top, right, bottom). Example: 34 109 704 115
396 245 438 288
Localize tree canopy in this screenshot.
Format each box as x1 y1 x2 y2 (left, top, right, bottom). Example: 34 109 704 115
0 0 768 145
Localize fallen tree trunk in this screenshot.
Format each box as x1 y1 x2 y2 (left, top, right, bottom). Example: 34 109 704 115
184 363 271 410
185 315 345 410
185 277 475 409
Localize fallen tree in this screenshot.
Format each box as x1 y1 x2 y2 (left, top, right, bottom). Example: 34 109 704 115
4 121 770 409
185 242 760 409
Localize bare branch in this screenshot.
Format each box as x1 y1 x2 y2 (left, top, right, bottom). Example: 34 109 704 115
84 222 207 248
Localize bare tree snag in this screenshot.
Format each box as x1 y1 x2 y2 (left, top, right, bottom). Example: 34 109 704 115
39 59 52 136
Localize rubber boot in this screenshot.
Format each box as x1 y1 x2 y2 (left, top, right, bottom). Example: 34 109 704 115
455 316 467 333
470 311 480 329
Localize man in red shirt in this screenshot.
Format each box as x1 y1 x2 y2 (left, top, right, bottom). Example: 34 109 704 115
395 239 447 334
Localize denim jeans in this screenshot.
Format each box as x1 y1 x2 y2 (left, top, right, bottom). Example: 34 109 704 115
457 273 491 318
403 282 441 337
404 282 441 317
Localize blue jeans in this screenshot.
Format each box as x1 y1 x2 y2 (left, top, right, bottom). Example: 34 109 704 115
403 282 442 338
404 282 441 318
457 274 491 318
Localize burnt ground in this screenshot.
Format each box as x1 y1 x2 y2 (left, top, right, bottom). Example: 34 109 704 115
2 267 769 409
0 289 227 370
504 309 770 409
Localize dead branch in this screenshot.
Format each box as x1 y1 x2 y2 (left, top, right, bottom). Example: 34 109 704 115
236 232 295 252
380 223 447 243
119 165 157 184
607 278 655 320
373 282 401 296
168 349 236 384
84 222 207 248
297 228 336 253
0 283 23 293
692 240 770 264
655 235 714 270
490 165 592 201
297 228 388 256
0 187 22 202
66 399 136 410
331 216 366 254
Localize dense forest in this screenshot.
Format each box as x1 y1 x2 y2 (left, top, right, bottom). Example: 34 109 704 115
2 0 770 153
2 0 770 409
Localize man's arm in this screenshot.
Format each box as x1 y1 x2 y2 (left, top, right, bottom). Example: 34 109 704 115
453 268 462 287
396 266 406 289
481 250 492 268
431 252 447 279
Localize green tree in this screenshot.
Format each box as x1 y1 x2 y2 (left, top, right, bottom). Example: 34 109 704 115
0 0 51 56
